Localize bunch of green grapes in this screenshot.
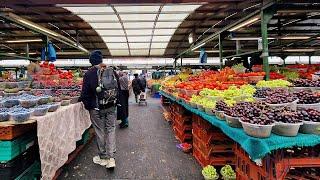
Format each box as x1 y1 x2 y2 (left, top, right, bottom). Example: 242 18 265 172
202 165 218 179
240 84 256 96
220 165 236 179
256 80 292 88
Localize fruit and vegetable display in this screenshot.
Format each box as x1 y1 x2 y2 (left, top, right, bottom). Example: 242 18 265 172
292 79 320 87
0 91 74 122
265 89 298 104
161 66 320 137
232 63 246 73
220 165 236 179
298 109 320 122
293 90 320 104
256 79 292 88
31 61 82 89
266 108 302 124
253 88 271 98
8 107 33 122
0 108 10 122
202 165 219 180
32 104 50 116
215 100 229 111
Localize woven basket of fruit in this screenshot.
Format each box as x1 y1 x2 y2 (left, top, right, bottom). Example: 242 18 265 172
197 104 205 112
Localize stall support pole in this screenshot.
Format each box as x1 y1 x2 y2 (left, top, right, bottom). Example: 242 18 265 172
26 43 29 59
309 56 311 65
175 59 177 74
45 36 49 60
219 34 223 70
261 9 274 80
180 57 183 69
236 40 240 55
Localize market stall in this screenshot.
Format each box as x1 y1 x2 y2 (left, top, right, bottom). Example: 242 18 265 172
160 67 320 179
0 61 93 179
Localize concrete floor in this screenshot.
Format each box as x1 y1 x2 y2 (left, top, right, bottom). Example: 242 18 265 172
58 96 202 180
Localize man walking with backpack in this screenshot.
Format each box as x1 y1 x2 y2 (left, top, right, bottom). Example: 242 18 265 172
80 50 119 168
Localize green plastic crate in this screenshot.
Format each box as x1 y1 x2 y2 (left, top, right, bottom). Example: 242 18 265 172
0 132 36 163
15 161 41 180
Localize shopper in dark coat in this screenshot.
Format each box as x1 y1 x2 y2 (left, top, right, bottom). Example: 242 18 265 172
132 73 143 103
117 71 129 128
79 50 118 169
140 75 147 92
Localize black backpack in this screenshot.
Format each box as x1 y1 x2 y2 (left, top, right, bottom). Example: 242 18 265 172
97 67 119 105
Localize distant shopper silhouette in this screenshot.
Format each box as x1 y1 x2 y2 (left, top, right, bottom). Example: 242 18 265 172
132 73 143 103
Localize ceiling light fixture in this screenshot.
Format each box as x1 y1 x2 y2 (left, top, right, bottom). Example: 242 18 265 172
188 33 194 44
6 39 42 43
195 50 219 53
229 37 276 41
17 19 59 37
191 42 205 51
56 51 86 55
283 48 316 52
229 16 260 32
21 52 37 55
280 36 310 40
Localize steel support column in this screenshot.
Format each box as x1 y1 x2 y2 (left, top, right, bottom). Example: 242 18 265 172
236 40 240 55
260 8 274 80
309 56 311 65
219 34 223 69
26 43 29 59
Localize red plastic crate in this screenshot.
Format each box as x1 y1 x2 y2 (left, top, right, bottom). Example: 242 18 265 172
192 114 212 131
193 143 235 167
173 113 192 125
234 143 273 180
173 122 192 133
193 134 234 157
173 127 192 143
192 122 231 145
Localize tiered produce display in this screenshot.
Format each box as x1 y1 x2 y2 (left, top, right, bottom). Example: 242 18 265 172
0 61 88 179
160 66 320 179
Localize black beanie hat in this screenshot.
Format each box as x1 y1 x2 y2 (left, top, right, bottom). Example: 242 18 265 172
89 50 103 66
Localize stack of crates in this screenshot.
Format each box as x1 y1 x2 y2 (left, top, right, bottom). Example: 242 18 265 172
171 104 193 143
235 143 320 180
192 114 235 167
0 122 40 179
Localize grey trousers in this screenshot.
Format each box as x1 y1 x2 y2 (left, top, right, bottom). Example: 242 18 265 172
89 107 116 159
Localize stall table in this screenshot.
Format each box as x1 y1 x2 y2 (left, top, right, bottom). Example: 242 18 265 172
160 91 320 161
35 103 91 180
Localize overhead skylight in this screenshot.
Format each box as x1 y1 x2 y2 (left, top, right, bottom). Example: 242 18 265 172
63 4 202 56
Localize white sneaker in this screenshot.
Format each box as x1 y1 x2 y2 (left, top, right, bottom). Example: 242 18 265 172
93 156 109 166
106 158 116 168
